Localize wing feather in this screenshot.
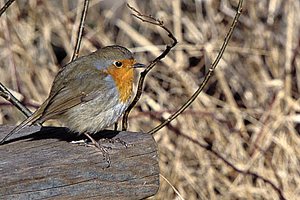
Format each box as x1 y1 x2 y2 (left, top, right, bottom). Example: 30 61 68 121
0 57 115 144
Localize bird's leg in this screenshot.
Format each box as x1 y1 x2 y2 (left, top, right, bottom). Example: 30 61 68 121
83 132 111 167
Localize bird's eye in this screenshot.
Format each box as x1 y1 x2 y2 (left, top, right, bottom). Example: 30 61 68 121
114 61 123 68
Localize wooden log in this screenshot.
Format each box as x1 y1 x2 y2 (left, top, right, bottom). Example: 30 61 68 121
0 125 159 200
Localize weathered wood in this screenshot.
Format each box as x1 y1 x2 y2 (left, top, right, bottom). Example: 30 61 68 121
0 125 159 200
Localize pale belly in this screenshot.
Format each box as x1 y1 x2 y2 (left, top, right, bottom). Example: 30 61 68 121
58 97 130 134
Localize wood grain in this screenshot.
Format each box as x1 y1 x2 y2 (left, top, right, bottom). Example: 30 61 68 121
0 125 159 200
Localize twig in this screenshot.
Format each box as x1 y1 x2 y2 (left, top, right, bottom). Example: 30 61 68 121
179 132 286 200
0 0 32 118
148 0 244 135
122 4 178 131
148 107 286 200
70 0 90 61
160 174 185 200
0 0 15 17
0 83 31 117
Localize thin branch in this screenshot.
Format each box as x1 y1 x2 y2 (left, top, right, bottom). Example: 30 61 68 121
148 108 285 200
71 0 90 61
148 0 244 135
179 132 286 200
0 0 31 117
0 0 15 17
160 174 185 200
0 83 32 117
122 4 178 131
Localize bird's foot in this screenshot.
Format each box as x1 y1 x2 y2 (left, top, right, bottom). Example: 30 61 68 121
82 132 111 168
101 137 130 148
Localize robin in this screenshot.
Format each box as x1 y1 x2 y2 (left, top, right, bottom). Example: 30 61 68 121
0 45 145 161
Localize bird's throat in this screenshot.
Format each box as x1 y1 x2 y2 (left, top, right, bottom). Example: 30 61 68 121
107 67 134 103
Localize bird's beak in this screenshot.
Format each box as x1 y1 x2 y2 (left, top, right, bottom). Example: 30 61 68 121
133 63 146 68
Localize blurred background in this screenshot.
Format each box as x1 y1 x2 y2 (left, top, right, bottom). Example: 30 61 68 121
0 0 299 199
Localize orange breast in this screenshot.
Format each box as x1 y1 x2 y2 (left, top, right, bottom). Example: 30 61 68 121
107 60 135 103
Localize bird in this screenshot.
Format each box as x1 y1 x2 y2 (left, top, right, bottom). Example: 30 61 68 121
0 45 145 160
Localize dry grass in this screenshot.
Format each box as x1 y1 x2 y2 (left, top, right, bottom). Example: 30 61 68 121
1 0 300 199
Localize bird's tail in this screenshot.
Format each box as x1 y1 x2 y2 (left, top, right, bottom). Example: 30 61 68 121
0 111 42 145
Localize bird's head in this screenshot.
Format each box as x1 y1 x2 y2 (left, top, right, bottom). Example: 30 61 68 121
93 45 145 102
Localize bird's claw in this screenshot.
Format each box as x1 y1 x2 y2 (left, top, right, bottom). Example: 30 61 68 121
101 138 129 148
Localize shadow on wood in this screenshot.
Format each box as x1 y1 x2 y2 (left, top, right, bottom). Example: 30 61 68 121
0 125 159 200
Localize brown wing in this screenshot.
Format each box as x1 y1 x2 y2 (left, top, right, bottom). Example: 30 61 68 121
38 88 87 121
0 87 89 144
39 69 114 120
0 57 112 144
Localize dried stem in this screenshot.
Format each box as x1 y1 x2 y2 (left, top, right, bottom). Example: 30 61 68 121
149 108 285 199
179 132 286 200
122 4 178 131
0 0 31 117
0 0 15 17
148 0 244 135
71 0 90 61
0 83 31 117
